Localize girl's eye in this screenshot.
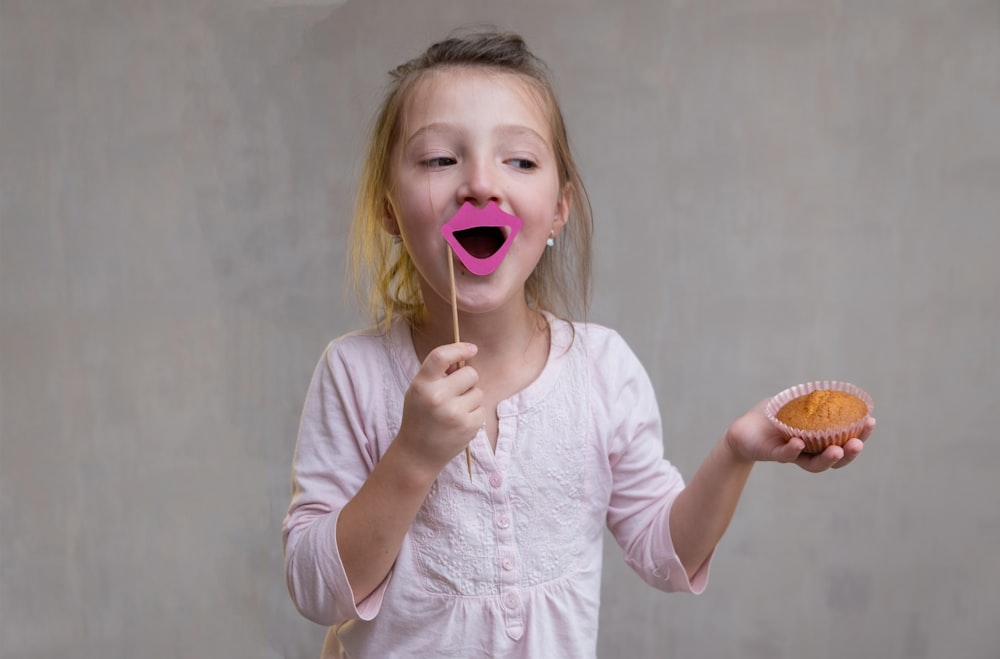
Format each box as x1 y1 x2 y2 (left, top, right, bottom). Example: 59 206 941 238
508 158 537 170
423 157 456 168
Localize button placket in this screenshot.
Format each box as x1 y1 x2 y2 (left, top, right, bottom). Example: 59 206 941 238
491 469 523 640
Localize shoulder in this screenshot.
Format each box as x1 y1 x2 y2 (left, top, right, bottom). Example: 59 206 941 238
550 316 640 366
548 318 663 450
316 320 416 390
313 325 402 386
544 316 650 399
323 326 387 360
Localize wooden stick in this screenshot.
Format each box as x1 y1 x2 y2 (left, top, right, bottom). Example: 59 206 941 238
447 245 473 480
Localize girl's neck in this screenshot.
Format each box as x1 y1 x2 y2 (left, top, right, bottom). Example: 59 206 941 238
410 302 548 365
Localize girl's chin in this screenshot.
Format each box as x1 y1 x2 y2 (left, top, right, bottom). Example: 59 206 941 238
436 290 526 317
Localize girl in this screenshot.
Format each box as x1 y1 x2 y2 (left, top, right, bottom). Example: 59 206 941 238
282 29 874 659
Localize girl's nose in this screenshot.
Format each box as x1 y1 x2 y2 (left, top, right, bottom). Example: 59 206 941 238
458 158 501 206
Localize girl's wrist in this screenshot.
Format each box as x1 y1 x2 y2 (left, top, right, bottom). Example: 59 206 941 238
721 427 756 467
383 434 444 492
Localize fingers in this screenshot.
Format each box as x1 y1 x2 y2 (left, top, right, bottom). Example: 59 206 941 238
398 342 484 470
425 342 478 376
414 347 482 420
793 445 842 473
414 343 479 400
857 416 876 442
832 437 864 469
770 436 806 463
792 437 865 472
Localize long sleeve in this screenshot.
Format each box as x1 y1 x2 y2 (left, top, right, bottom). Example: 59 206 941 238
595 330 711 594
281 333 396 625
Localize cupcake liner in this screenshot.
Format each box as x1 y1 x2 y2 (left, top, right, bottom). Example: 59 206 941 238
765 381 874 454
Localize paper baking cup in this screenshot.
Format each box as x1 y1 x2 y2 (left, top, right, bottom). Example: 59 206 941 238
765 381 874 454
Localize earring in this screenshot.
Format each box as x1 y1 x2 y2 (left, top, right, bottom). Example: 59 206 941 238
546 231 555 247
392 234 403 245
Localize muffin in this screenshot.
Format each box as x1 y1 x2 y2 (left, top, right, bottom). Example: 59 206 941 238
765 381 873 453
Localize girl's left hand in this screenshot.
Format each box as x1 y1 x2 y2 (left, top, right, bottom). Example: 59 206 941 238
725 399 876 473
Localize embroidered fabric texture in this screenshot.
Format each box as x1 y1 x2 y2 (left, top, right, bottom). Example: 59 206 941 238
406 355 590 597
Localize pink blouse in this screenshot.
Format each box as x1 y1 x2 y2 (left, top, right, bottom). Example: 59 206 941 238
282 316 710 658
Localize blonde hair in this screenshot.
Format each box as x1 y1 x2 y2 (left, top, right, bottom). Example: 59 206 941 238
349 28 594 331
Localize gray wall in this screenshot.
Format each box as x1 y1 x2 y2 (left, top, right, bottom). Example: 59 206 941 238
2 1 998 657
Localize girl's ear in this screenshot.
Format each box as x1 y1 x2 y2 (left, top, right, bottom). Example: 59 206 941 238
552 183 573 238
382 197 400 236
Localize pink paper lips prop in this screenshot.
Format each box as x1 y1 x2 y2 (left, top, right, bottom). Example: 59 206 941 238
440 202 524 276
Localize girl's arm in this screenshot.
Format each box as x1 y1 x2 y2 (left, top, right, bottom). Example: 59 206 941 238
668 400 873 579
333 435 440 602
336 341 482 603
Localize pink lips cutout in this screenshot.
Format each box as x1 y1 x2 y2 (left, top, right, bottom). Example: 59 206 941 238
440 202 524 276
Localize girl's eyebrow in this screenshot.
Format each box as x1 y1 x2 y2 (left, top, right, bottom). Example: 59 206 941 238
404 122 549 148
494 124 549 147
402 123 458 151
405 122 457 143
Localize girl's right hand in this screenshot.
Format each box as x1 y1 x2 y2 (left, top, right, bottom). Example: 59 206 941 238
395 342 482 476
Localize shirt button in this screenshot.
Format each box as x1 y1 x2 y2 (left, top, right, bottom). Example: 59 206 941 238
504 593 519 610
489 473 502 488
502 557 515 571
497 515 510 529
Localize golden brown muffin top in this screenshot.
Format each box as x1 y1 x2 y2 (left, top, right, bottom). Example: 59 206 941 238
775 389 868 431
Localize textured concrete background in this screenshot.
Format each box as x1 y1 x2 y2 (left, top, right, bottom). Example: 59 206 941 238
2 0 998 657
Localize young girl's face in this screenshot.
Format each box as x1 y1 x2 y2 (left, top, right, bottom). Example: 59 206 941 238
388 67 570 318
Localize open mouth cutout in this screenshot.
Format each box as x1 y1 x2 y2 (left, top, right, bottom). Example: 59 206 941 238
441 202 523 276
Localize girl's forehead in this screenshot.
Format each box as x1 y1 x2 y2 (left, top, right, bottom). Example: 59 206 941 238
403 67 552 132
